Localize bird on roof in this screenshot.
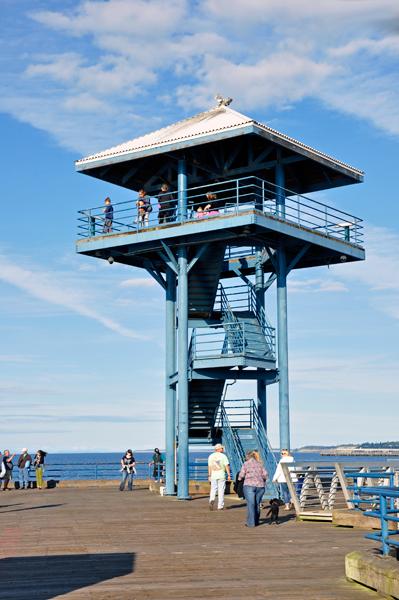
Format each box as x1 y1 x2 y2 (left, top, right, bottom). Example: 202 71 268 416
215 94 233 107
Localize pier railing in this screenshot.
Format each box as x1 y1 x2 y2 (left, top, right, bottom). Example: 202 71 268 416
362 487 399 556
77 176 363 246
19 461 208 484
281 463 399 520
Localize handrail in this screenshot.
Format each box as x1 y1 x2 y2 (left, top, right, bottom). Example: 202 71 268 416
360 486 399 556
77 175 364 247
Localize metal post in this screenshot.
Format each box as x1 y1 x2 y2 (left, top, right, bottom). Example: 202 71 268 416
177 245 190 499
178 159 187 223
276 151 285 219
275 160 290 450
165 266 177 495
380 494 390 556
255 247 267 430
277 245 290 451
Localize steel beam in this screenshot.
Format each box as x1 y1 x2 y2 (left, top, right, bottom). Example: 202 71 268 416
178 159 187 223
276 160 290 451
255 247 267 430
165 267 177 495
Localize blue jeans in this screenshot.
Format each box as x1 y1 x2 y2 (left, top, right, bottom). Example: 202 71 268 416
243 485 264 527
280 482 290 504
18 468 29 488
120 469 133 490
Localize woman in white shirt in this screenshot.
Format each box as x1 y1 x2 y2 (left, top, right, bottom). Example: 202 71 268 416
272 449 297 510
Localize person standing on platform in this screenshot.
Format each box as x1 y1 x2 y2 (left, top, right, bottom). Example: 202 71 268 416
1 450 15 491
33 450 47 489
120 450 136 491
149 448 165 483
238 450 269 527
102 197 113 234
208 443 231 511
157 184 175 224
272 449 297 510
17 448 32 490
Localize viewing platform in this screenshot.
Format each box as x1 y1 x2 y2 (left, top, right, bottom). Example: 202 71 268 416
76 176 364 273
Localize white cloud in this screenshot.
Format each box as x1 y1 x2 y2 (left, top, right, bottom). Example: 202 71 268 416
0 0 398 151
288 278 348 293
0 254 147 339
120 278 157 289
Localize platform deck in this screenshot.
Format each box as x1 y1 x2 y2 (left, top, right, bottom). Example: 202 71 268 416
0 485 380 599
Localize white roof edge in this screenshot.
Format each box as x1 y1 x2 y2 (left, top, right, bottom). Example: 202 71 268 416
75 105 364 177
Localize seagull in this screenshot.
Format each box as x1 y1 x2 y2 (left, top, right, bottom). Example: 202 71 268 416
215 94 233 107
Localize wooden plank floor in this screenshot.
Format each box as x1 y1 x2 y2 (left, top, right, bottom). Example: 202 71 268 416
0 485 381 599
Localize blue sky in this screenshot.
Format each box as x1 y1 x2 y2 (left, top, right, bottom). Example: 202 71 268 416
1 0 399 453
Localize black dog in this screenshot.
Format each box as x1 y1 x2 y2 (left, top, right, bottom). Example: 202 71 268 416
267 498 280 524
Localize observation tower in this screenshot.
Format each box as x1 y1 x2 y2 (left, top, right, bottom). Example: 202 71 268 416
75 97 365 499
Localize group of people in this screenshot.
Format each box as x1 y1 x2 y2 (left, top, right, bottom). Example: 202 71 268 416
0 449 47 490
208 443 296 527
100 188 222 234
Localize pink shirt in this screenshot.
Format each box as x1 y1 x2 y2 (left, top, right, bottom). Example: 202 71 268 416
238 458 269 487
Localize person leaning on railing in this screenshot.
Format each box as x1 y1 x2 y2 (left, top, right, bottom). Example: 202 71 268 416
158 184 176 224
135 189 152 228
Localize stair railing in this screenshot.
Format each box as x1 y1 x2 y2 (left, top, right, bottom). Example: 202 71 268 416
220 286 245 354
216 404 244 479
217 283 275 358
251 402 278 481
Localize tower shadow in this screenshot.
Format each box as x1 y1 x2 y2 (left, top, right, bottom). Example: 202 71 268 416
0 552 135 599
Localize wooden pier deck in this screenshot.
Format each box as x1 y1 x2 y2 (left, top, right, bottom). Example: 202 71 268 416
0 485 381 600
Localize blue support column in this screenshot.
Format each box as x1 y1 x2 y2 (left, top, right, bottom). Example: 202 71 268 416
255 247 267 430
276 151 285 219
165 266 177 495
275 160 290 451
177 158 190 499
178 159 187 223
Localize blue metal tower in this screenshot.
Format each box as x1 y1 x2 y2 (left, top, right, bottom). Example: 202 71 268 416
75 100 365 499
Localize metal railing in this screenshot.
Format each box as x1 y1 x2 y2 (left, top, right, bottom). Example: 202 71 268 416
281 463 399 518
217 283 275 353
77 176 363 246
346 471 397 510
362 487 399 556
14 462 209 483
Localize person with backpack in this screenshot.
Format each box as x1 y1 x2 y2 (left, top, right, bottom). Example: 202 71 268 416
1 450 15 490
17 448 32 490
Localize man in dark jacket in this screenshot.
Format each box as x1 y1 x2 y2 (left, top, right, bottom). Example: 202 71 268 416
18 448 32 489
158 185 176 224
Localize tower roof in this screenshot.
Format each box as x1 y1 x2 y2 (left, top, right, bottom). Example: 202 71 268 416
76 105 363 179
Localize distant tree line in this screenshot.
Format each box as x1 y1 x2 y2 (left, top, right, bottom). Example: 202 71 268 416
359 441 399 449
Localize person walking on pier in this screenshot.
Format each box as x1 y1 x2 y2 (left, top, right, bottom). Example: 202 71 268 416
17 448 32 490
120 450 136 491
149 448 165 483
238 450 269 527
272 449 297 510
102 197 113 234
1 450 15 491
33 450 46 489
208 443 231 510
